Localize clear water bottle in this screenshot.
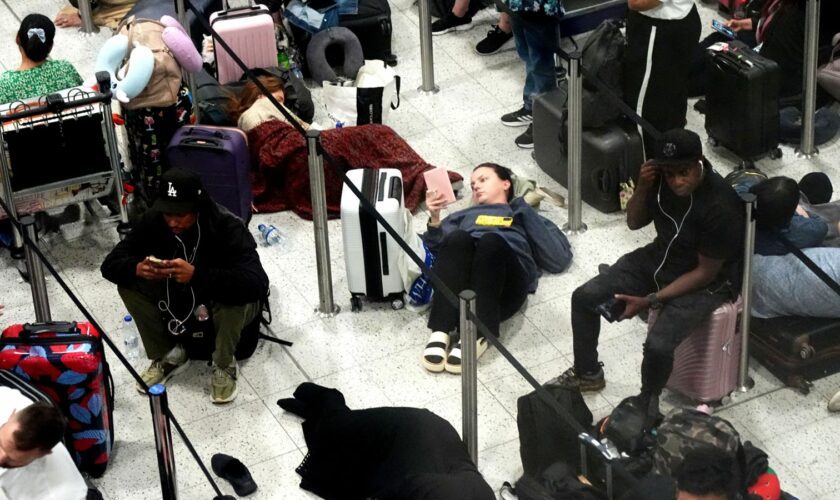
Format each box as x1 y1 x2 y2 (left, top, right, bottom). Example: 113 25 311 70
121 314 140 360
258 223 287 247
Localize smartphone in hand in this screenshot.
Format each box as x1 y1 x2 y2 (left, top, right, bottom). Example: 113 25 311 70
712 19 736 39
596 297 626 323
146 256 167 268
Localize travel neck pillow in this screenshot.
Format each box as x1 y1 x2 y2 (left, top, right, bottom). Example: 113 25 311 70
306 27 364 85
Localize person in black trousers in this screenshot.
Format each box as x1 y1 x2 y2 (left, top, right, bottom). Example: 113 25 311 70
555 129 744 428
623 0 701 157
421 163 572 374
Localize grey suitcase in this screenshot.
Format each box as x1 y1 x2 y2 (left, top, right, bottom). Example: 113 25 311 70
533 88 644 213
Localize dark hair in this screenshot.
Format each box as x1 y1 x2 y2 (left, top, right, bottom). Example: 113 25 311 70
750 177 800 230
17 14 56 63
13 402 66 452
675 447 735 498
798 172 832 205
473 163 513 201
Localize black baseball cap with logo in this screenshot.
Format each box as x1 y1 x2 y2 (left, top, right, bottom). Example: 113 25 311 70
152 168 204 214
649 129 704 167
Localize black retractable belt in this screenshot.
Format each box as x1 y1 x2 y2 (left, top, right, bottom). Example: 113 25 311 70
778 233 840 296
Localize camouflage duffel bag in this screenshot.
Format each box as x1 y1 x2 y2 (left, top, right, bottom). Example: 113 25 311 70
653 409 741 477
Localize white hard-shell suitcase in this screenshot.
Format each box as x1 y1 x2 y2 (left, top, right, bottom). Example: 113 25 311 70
211 0 278 84
341 168 405 312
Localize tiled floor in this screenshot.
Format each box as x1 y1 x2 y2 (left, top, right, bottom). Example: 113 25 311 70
1 1 839 499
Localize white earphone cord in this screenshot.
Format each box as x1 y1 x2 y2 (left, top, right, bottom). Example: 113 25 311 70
653 179 693 291
157 220 201 336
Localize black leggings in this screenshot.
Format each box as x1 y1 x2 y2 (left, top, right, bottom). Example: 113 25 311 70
427 231 530 338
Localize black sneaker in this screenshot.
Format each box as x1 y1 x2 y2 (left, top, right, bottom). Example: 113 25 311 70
432 12 474 35
474 25 514 55
501 107 532 127
515 124 534 149
552 364 606 392
693 98 707 115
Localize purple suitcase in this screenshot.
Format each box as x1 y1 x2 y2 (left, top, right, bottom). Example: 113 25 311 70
165 125 252 223
649 297 743 403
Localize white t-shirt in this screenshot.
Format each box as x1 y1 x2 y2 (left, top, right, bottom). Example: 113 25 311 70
640 0 695 20
0 388 87 500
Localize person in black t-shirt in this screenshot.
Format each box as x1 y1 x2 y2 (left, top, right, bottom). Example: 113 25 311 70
555 129 745 427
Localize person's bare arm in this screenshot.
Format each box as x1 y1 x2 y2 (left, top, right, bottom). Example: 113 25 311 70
628 0 663 12
626 162 657 230
616 254 725 320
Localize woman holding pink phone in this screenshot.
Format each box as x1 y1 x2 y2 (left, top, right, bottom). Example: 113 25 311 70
420 163 572 374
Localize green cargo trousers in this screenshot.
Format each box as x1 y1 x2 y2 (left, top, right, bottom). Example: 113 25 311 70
118 281 260 369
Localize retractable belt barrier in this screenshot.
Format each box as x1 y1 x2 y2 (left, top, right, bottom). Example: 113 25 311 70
183 0 642 490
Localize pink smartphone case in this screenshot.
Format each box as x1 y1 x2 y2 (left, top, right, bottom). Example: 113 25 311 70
423 167 456 205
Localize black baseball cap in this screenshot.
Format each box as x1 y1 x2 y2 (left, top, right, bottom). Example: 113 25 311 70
152 168 204 214
650 129 703 167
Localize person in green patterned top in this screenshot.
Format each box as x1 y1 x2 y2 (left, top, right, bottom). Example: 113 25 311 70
0 14 82 105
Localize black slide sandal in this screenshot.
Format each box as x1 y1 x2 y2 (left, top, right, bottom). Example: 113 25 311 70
211 453 258 496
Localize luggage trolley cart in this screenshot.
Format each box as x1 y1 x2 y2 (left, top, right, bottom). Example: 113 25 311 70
0 73 130 252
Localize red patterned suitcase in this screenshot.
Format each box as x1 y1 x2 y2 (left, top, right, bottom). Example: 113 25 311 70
0 322 114 477
649 298 743 403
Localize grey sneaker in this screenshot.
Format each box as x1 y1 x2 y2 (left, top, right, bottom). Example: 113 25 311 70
211 363 239 404
552 364 606 393
136 355 189 394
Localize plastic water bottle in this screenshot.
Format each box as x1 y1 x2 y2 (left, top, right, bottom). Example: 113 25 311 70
258 224 287 247
121 315 140 360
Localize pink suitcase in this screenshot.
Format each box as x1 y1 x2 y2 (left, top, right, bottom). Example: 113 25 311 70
649 297 743 403
211 0 278 84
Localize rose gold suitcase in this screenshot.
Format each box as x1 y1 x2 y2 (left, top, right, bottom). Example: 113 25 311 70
649 297 743 403
211 0 278 84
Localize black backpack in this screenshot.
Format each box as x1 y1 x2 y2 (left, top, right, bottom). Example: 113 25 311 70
507 462 605 500
517 383 593 478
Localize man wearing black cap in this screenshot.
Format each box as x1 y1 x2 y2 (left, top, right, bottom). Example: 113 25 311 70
555 129 744 425
101 168 269 404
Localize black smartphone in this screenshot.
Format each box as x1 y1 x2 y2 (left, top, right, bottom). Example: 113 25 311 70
596 298 626 323
712 19 737 40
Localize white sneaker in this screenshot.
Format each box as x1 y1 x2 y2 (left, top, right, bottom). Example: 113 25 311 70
829 389 840 412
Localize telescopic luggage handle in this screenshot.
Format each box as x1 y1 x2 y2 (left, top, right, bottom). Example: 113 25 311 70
579 432 617 500
22 321 79 336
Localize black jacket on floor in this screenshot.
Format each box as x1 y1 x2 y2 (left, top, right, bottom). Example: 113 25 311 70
278 383 495 500
100 197 269 306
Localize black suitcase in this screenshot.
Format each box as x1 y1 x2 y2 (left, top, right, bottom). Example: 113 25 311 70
533 87 644 214
749 316 840 394
337 0 397 66
705 41 783 164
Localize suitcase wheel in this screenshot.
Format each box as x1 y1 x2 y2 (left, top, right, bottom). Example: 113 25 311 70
707 135 719 148
351 296 363 313
787 376 812 395
770 148 783 160
390 298 405 311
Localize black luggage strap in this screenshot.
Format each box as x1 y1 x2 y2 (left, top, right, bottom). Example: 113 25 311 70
487 0 663 140
778 234 840 297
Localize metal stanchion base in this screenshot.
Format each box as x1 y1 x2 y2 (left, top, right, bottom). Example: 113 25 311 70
795 147 820 159
562 222 588 236
735 377 755 394
314 305 341 318
117 222 132 240
417 85 440 95
77 28 100 36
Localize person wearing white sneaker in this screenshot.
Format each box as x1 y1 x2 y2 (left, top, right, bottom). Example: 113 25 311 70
102 169 268 404
421 163 572 373
830 389 840 412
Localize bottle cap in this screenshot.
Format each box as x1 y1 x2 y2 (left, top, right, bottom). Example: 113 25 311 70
258 224 266 230
124 314 132 322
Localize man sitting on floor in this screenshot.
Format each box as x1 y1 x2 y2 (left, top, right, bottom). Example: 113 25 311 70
555 129 745 427
101 168 269 404
0 388 87 500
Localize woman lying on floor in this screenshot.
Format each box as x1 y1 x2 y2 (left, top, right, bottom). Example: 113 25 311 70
421 163 572 374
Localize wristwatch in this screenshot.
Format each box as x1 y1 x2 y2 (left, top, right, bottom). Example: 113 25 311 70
646 293 663 310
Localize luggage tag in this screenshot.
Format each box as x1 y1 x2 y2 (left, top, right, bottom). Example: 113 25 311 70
475 215 513 227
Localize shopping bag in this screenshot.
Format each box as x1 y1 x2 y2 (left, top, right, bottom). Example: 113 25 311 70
322 59 400 127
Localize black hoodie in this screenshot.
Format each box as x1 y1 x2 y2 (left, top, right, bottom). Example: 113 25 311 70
100 198 269 306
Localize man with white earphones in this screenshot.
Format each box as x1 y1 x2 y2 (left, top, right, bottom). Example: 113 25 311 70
101 168 269 404
555 129 745 428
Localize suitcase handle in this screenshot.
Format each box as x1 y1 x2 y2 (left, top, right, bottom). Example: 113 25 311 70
22 322 79 336
177 138 226 151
